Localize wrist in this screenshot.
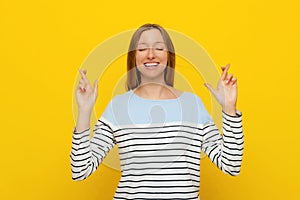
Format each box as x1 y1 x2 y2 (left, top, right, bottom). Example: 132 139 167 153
78 106 93 115
77 109 92 122
222 105 237 116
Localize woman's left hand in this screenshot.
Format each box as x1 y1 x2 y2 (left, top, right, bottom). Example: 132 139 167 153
204 64 237 116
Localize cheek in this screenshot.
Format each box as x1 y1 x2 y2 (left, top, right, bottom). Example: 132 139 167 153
135 53 144 65
160 53 168 63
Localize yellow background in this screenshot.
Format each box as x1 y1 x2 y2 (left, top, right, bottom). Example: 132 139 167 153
1 0 299 199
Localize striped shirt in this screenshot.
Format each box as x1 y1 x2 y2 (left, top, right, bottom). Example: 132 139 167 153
70 90 244 200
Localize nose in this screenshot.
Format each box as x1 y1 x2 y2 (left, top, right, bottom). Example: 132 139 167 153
147 48 155 59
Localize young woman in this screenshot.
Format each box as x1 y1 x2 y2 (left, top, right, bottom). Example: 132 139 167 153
71 24 243 200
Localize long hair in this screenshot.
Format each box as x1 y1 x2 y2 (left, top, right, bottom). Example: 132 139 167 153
126 24 176 91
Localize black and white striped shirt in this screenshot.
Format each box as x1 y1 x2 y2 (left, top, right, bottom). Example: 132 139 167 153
71 90 243 200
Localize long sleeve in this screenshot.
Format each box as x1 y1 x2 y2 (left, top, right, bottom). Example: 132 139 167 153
201 111 244 176
70 117 116 181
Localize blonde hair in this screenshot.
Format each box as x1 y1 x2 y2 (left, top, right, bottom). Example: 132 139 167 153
126 23 176 91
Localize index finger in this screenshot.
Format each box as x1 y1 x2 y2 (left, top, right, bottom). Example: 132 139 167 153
79 69 89 83
221 64 230 80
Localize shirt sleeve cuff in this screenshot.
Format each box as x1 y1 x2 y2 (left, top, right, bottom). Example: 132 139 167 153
73 127 90 134
222 110 242 121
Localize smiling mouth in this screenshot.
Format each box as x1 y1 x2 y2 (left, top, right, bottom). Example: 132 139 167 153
144 62 159 67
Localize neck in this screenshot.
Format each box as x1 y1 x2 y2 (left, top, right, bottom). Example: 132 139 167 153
134 82 175 100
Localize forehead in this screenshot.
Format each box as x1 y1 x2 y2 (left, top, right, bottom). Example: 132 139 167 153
138 29 164 44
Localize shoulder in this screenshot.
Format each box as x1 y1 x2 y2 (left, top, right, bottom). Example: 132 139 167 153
179 91 212 124
107 90 132 105
100 91 130 119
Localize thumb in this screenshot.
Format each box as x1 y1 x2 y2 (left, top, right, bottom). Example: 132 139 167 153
93 79 98 97
204 83 217 96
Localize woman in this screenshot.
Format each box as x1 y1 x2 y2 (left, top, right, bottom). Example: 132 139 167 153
71 24 243 200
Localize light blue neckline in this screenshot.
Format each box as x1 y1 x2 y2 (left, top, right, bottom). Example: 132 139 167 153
129 89 186 102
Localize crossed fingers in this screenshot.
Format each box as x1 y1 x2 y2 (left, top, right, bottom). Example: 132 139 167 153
221 64 237 86
78 69 89 92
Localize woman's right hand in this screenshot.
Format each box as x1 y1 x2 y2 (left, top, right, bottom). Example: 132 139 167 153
76 69 98 113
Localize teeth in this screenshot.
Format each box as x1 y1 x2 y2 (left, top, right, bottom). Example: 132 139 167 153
145 63 159 67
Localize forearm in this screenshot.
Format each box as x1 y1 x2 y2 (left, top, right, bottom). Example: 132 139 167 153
75 109 92 132
71 109 94 181
202 111 243 176
71 129 94 181
71 116 116 181
220 111 244 175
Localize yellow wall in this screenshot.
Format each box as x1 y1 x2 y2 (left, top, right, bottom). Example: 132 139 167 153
1 0 299 199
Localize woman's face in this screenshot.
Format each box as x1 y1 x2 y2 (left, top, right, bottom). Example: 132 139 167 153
135 29 168 84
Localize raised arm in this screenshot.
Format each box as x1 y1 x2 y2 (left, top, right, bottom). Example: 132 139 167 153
202 64 244 175
70 69 115 180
